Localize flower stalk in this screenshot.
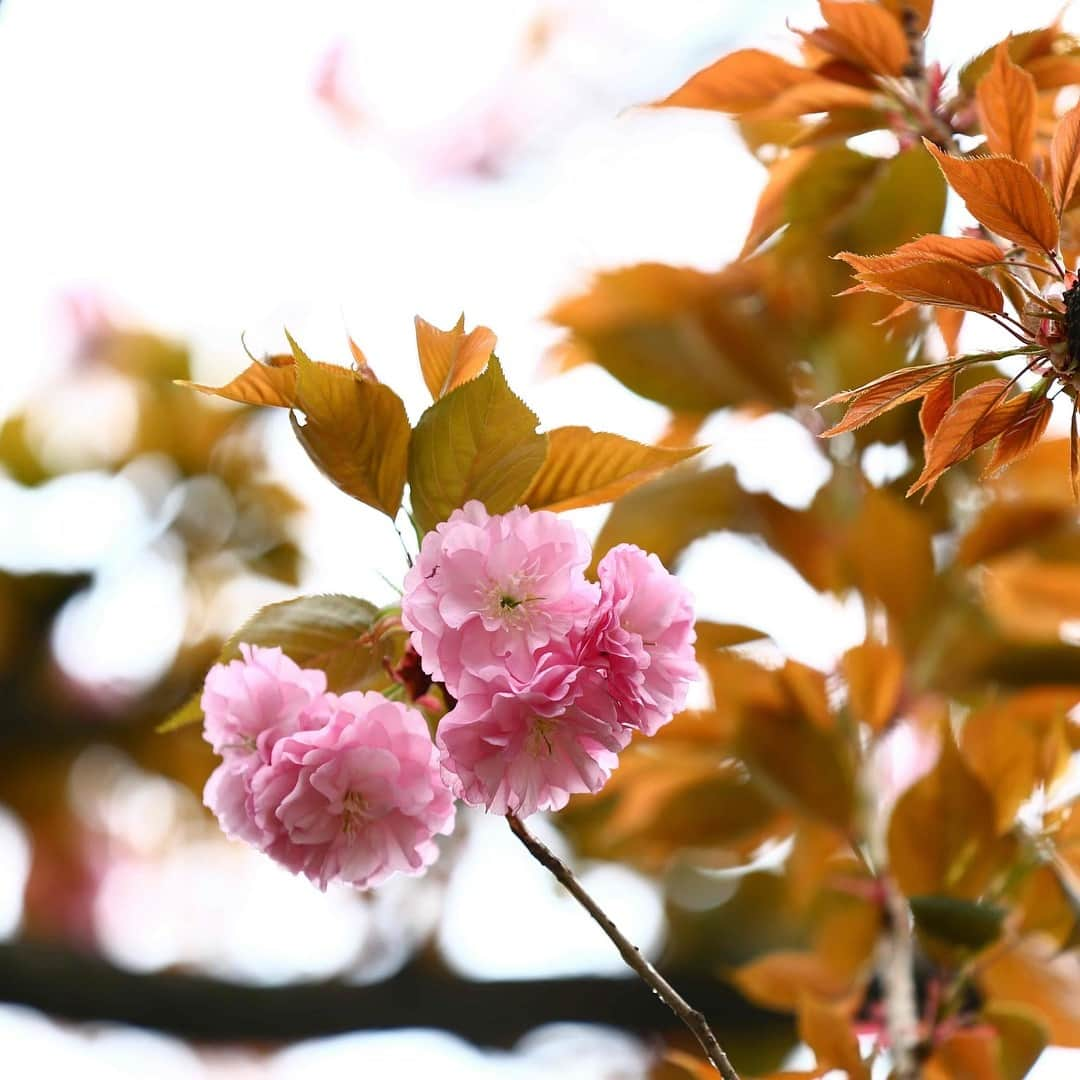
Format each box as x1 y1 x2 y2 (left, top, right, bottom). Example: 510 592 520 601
506 811 741 1080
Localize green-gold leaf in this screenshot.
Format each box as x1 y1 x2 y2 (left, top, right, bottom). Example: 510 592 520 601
158 593 389 733
407 357 548 534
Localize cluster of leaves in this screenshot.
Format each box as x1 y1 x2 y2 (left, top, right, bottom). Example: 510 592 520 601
545 2 1080 1077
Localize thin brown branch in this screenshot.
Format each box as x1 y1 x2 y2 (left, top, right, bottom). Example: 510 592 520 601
505 811 741 1080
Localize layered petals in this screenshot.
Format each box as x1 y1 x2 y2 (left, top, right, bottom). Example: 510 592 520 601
437 656 629 817
401 501 598 693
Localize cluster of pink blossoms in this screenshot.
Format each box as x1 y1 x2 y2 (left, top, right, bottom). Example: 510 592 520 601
201 501 696 889
202 645 455 890
402 501 697 818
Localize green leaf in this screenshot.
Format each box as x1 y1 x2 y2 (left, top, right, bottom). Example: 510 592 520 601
910 894 1007 950
158 593 388 733
288 337 411 517
407 357 548 533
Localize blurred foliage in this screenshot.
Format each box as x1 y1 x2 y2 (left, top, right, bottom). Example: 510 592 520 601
547 3 1080 1077
0 322 305 940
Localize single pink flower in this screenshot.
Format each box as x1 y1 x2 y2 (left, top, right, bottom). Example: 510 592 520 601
579 544 697 736
202 646 332 851
401 501 598 694
250 692 456 890
437 655 629 817
201 644 327 757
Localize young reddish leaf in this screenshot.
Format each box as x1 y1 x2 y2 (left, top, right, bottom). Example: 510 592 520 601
414 314 496 400
923 140 1059 254
520 426 701 513
983 393 1053 477
873 299 919 326
919 372 955 440
290 350 411 517
836 235 1002 274
935 307 965 354
819 363 955 436
818 0 910 76
1052 102 1080 216
407 358 548 534
854 260 1004 314
880 0 932 34
654 48 816 113
976 42 1038 163
908 378 1016 495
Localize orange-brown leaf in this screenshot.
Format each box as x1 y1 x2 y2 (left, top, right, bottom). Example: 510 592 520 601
414 314 496 399
818 0 910 77
840 234 1003 274
520 426 702 512
797 996 869 1080
1027 54 1080 91
908 378 1016 495
976 42 1037 163
983 393 1053 477
742 148 817 257
855 260 1004 314
936 307 965 354
819 363 956 436
178 360 299 408
656 48 816 113
842 642 904 732
758 79 876 119
1052 102 1080 216
924 140 1058 254
919 372 955 440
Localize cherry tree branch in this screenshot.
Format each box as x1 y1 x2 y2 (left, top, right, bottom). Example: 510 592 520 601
506 811 741 1080
879 876 921 1080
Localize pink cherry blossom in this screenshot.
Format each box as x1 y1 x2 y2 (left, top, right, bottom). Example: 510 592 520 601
202 646 332 851
250 692 456 889
401 500 598 694
580 544 697 736
201 644 327 757
437 655 629 818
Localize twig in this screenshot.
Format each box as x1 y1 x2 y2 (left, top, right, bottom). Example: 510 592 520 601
505 812 741 1080
879 877 921 1080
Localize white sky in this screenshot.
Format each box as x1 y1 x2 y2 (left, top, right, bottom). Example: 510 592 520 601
2 0 1080 1076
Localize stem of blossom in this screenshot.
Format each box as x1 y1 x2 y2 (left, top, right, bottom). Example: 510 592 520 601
505 812 741 1080
879 876 921 1080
